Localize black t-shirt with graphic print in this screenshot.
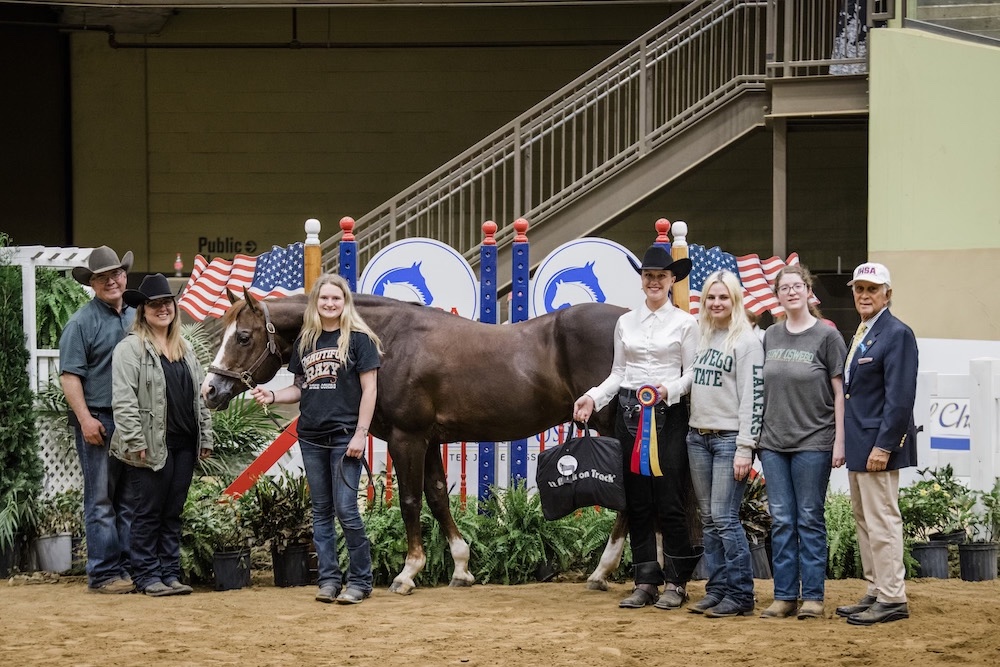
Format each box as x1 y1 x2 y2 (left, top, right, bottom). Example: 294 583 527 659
288 329 381 442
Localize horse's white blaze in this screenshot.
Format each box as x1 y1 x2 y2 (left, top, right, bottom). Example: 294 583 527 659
202 321 237 397
588 535 626 584
449 536 474 584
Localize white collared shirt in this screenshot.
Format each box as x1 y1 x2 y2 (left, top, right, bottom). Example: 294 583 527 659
845 306 888 383
586 300 698 410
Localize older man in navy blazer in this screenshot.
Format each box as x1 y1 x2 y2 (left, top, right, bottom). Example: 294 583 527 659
835 262 918 626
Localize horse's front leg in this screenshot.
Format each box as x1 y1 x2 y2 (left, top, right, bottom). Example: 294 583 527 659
422 443 474 587
586 511 629 591
387 433 426 595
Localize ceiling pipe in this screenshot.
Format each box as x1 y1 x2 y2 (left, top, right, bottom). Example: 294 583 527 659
2 9 629 50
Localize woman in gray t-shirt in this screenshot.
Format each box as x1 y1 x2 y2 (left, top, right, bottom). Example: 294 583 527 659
758 265 846 620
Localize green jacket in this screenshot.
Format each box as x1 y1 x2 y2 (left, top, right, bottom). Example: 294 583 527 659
110 333 213 471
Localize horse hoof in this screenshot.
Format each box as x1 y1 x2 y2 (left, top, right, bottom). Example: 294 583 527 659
585 580 609 592
449 578 474 588
388 582 414 595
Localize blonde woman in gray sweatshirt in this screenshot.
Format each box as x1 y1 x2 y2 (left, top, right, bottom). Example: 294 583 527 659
686 270 764 618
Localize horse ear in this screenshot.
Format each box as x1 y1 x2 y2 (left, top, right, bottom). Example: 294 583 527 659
242 287 261 313
226 288 239 304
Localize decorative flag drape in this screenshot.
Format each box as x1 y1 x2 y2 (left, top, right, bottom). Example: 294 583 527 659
178 243 305 320
687 244 801 317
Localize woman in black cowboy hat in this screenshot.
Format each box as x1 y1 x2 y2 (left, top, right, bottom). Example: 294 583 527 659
573 245 702 610
110 274 213 597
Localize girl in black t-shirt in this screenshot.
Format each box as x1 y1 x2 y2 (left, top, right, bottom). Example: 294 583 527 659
252 274 382 605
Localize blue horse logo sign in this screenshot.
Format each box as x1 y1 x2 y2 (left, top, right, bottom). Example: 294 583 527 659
360 238 479 319
371 262 434 305
530 239 643 317
542 262 606 312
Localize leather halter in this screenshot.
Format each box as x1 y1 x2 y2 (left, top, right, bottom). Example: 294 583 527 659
208 300 281 390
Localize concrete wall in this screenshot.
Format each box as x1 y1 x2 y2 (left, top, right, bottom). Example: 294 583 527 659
868 29 1000 340
66 5 871 278
68 5 672 272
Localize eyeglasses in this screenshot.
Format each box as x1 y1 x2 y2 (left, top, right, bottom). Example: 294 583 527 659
91 269 125 285
777 282 807 295
147 298 174 310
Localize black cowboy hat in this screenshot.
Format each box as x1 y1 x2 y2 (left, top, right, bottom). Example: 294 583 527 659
627 245 692 282
123 273 176 308
72 245 134 285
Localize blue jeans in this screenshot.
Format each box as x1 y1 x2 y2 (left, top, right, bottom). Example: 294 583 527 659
125 445 197 589
687 430 753 607
759 449 831 602
74 412 133 587
300 440 372 593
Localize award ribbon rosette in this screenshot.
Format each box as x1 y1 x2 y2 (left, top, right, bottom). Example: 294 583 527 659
630 384 662 477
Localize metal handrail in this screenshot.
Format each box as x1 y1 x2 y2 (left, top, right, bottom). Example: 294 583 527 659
321 0 858 273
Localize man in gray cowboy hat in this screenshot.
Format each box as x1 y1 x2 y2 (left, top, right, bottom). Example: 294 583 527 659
59 246 137 593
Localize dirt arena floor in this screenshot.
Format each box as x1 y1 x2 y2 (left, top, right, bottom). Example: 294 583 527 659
2 574 999 667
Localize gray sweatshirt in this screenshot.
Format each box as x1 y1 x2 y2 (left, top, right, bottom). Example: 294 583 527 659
688 328 764 460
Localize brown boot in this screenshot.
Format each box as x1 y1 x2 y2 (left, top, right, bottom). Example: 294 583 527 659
797 600 825 619
619 587 657 609
760 599 798 618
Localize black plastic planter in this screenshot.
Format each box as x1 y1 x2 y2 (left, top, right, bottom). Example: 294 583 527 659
271 543 313 587
958 542 998 582
214 549 252 591
910 541 950 579
750 542 772 580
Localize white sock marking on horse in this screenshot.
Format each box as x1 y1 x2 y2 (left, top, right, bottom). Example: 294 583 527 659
393 552 425 593
588 536 626 585
449 536 475 584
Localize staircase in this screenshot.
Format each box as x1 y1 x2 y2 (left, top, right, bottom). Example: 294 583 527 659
320 0 866 288
913 1 1000 41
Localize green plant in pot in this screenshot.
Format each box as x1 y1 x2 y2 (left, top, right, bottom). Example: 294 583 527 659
956 480 1000 582
241 469 314 587
825 491 863 579
32 488 84 574
181 477 253 585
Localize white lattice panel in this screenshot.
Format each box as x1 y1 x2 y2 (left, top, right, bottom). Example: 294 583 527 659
38 417 83 497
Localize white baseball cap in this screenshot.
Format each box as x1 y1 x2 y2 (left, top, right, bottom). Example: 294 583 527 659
848 262 891 286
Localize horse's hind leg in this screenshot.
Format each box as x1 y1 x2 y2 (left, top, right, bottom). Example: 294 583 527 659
387 433 427 595
587 511 629 591
423 444 475 587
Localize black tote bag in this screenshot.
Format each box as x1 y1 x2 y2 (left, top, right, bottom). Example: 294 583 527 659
536 422 627 521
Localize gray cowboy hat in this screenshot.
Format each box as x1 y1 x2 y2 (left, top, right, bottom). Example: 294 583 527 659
72 245 134 285
123 273 175 309
627 245 693 282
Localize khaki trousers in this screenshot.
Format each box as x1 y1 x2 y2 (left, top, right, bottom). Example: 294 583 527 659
848 470 907 603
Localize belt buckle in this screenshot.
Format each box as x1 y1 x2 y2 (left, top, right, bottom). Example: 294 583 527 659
697 428 716 436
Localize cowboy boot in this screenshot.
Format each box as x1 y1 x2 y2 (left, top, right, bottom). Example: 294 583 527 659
619 562 662 608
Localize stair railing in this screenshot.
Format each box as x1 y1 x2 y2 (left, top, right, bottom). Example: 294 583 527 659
321 0 770 273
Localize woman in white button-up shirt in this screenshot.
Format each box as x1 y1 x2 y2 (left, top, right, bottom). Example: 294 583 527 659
574 245 700 610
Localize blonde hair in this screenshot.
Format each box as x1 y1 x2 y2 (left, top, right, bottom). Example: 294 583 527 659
132 299 188 361
298 273 383 365
698 270 752 354
773 264 825 320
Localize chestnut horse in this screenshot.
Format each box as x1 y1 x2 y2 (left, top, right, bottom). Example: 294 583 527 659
202 290 632 593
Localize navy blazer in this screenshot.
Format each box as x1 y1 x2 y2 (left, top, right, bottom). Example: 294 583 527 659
843 309 919 472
